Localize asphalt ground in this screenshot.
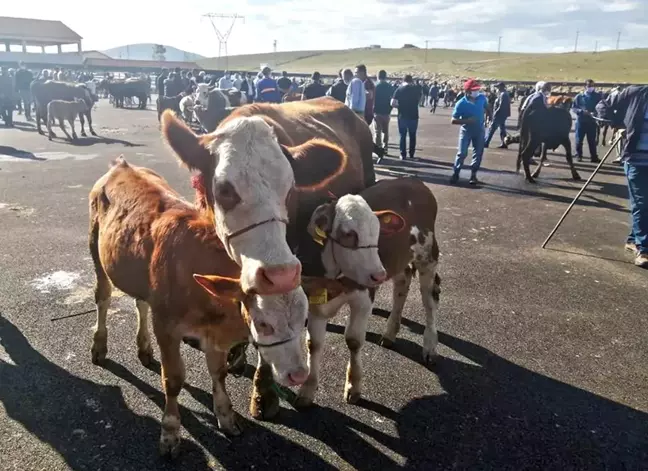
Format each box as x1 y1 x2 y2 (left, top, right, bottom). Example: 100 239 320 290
1 98 647 471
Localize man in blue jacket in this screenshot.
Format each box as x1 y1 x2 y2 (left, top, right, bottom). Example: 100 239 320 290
606 85 648 268
572 79 601 163
255 67 281 103
450 79 489 185
485 82 510 149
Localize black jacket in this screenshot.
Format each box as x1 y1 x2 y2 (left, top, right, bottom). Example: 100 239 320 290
328 79 347 102
14 69 34 91
606 86 648 162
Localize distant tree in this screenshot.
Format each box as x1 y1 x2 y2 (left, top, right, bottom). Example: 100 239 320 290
152 44 167 62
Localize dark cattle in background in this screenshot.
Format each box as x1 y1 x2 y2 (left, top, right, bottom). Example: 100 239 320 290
516 106 581 183
156 94 184 122
30 80 97 137
107 79 150 110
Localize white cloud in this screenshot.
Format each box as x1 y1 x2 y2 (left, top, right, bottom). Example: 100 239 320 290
599 0 638 12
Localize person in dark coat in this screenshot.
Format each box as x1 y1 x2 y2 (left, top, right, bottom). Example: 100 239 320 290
301 71 328 100
485 82 511 148
572 79 601 162
327 69 348 103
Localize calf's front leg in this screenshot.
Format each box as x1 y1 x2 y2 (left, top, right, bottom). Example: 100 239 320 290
156 332 185 458
344 291 373 404
204 345 241 436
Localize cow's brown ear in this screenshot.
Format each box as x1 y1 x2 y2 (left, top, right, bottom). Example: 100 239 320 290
193 274 245 302
307 202 335 245
161 110 213 173
375 210 407 235
290 139 348 192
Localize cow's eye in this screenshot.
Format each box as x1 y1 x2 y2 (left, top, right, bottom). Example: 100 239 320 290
214 180 241 212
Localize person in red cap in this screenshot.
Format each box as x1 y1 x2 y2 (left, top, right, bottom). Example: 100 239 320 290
450 78 489 185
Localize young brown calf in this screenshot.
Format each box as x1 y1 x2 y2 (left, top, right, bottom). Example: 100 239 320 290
89 158 308 457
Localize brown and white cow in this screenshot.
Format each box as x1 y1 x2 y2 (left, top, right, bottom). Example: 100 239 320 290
88 158 308 456
161 96 377 296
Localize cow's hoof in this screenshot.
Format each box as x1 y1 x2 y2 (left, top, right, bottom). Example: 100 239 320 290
379 336 394 349
81 132 87 137
91 345 107 365
138 347 154 367
159 433 181 459
90 130 97 136
294 395 315 410
344 389 362 404
72 134 78 140
526 177 536 184
572 173 582 181
219 414 243 436
422 349 439 365
47 136 52 141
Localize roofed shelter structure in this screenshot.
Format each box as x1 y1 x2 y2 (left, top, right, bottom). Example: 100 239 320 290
0 16 82 54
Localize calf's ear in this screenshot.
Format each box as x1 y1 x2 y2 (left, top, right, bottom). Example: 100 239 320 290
375 210 407 235
307 203 335 245
193 275 245 303
161 110 215 174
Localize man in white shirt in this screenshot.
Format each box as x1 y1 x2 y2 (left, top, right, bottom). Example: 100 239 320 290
218 72 233 89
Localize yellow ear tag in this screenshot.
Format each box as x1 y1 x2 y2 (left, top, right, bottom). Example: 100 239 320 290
308 288 328 305
382 214 392 224
313 227 327 246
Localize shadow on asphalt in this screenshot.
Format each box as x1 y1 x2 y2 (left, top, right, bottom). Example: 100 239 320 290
0 315 329 471
64 136 144 148
376 158 628 212
350 308 648 469
6 121 38 133
0 145 44 161
3 310 646 469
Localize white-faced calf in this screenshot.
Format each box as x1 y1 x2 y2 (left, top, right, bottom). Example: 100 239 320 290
88 158 308 457
295 177 441 407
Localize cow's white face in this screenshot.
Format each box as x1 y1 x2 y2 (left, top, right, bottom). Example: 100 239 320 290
195 83 210 106
204 117 301 294
193 275 309 386
162 110 349 295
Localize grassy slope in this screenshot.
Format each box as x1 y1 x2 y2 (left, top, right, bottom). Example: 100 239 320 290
198 48 648 82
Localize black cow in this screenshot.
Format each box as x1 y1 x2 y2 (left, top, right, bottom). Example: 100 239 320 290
516 106 581 183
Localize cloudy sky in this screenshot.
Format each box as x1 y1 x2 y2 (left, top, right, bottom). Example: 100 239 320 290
4 0 647 56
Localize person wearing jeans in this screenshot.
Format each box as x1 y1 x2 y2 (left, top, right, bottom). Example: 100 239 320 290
450 79 488 185
572 79 601 163
391 74 420 160
373 69 393 153
485 82 510 148
607 85 648 268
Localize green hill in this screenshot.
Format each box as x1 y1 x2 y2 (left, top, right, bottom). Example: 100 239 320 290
198 48 648 83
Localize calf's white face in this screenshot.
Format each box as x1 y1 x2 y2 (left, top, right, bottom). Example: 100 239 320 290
194 275 309 387
309 195 406 287
195 83 210 106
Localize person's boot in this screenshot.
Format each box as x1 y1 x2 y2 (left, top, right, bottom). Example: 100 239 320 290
591 156 601 163
497 143 508 149
469 172 480 185
625 242 638 255
449 171 460 184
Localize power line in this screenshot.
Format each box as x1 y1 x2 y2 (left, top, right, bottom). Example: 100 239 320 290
497 36 502 55
202 13 245 71
574 31 579 53
616 31 621 50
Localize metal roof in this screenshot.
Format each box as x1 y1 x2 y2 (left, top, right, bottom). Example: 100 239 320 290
0 16 82 44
